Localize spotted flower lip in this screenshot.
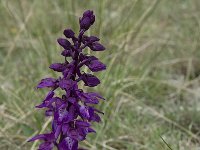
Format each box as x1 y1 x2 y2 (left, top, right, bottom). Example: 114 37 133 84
58 137 78 150
29 10 106 150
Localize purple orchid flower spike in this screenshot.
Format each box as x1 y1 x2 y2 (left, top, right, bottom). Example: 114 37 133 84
29 10 106 150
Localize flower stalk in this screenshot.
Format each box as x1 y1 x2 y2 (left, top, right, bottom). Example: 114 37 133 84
28 10 106 150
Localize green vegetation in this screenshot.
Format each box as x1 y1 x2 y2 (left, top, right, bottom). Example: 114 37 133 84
1 0 200 149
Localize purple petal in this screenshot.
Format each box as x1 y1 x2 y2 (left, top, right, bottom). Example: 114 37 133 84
28 134 46 142
49 63 66 72
90 113 101 122
89 92 105 100
59 79 76 90
36 90 55 108
45 91 55 101
62 123 70 135
88 127 96 133
58 137 78 150
79 92 104 104
28 133 54 142
68 105 77 121
48 97 59 106
79 105 90 119
54 107 68 123
75 120 91 128
38 142 54 150
79 92 99 104
62 105 77 123
67 129 80 141
37 78 57 89
55 125 62 139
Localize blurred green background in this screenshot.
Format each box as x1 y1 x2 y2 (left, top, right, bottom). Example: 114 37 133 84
1 0 200 149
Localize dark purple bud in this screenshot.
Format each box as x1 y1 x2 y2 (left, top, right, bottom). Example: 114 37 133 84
80 10 95 30
64 29 75 38
86 59 106 72
57 38 71 49
80 17 91 30
81 73 100 87
88 36 99 42
83 10 95 24
49 63 66 72
37 78 57 89
81 35 88 44
82 36 99 46
83 10 92 17
90 42 105 51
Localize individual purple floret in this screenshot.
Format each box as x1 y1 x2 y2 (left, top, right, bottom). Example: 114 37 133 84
28 10 106 150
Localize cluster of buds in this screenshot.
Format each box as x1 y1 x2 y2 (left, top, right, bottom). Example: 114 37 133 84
28 10 106 150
